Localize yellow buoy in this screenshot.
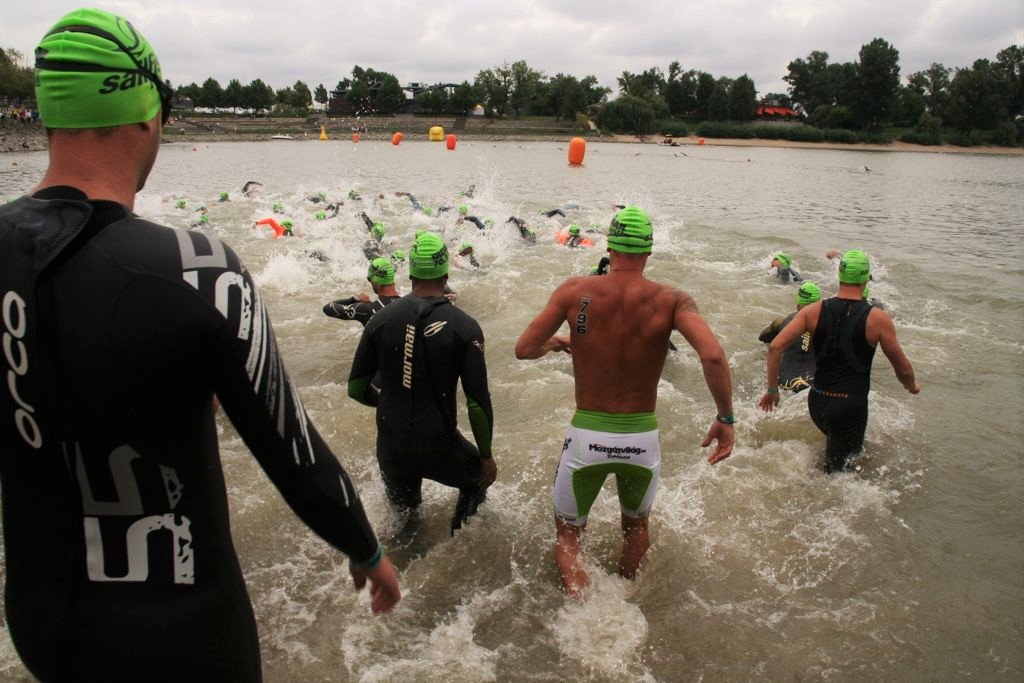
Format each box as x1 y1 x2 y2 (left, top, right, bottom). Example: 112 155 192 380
319 126 328 141
429 126 444 142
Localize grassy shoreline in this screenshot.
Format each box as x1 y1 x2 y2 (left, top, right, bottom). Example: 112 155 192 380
3 118 1022 156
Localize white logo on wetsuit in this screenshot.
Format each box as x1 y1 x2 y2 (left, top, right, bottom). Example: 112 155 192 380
423 320 447 337
402 323 415 388
2 290 41 449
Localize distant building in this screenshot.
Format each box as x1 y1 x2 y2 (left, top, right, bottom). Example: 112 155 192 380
756 105 802 121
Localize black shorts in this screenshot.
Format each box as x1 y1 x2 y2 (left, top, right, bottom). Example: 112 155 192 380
808 388 869 473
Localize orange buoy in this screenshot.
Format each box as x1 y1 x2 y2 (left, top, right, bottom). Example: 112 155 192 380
446 134 457 150
697 137 705 145
352 132 360 142
392 132 403 145
568 137 586 166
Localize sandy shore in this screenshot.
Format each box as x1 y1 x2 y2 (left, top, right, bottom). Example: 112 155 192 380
3 122 1021 156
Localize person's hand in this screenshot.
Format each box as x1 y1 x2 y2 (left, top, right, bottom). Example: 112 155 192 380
825 249 841 259
350 554 401 615
906 381 921 395
544 336 571 355
479 457 497 489
701 421 734 465
758 392 780 412
356 292 371 303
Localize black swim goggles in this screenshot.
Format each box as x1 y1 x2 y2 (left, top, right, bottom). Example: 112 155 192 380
36 24 173 126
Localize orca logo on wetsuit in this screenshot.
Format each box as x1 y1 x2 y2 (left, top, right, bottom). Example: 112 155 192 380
2 290 42 449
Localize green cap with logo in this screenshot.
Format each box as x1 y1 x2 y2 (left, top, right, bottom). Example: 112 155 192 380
773 252 792 268
608 206 653 254
838 249 871 284
796 281 821 306
372 222 385 241
34 8 168 129
568 224 581 236
367 257 395 285
409 232 449 279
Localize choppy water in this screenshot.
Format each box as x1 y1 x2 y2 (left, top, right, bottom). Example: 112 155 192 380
1 139 1022 681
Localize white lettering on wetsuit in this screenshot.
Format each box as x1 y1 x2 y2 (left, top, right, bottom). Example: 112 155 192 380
402 323 415 389
2 290 41 449
72 442 195 585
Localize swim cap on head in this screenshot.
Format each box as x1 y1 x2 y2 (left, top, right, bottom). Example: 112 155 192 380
282 219 293 231
459 242 474 254
773 252 792 268
568 224 581 236
484 218 494 228
796 281 821 306
198 214 208 224
372 223 385 241
608 206 653 254
175 199 186 209
459 204 468 216
408 232 449 279
272 202 283 213
838 249 871 284
315 210 326 220
219 192 229 201
34 8 169 129
367 257 395 285
318 191 326 200
423 207 433 216
390 249 406 263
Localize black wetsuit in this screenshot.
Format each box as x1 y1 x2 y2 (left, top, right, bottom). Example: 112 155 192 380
507 217 536 243
809 297 877 473
463 216 486 231
759 312 815 392
777 266 803 283
0 187 381 682
347 295 493 511
324 295 401 327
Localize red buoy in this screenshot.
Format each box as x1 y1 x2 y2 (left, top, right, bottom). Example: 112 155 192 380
392 132 403 145
568 137 586 165
446 134 457 150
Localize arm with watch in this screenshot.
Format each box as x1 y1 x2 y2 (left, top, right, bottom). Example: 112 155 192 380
673 302 735 465
758 306 814 412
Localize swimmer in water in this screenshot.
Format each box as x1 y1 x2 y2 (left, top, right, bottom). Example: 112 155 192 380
771 252 803 283
507 216 537 243
758 281 822 393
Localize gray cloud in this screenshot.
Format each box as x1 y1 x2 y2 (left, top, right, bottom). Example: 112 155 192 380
8 0 1022 97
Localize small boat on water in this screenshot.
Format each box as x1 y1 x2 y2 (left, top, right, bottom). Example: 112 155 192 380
271 134 293 140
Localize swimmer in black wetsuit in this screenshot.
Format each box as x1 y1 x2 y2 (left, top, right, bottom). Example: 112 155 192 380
771 252 803 283
395 191 421 211
759 282 821 393
459 215 488 231
348 233 496 534
507 216 537 243
241 180 263 197
759 251 920 473
0 12 401 681
590 256 611 275
323 258 401 327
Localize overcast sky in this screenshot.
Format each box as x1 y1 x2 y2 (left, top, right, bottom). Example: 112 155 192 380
7 1 1023 97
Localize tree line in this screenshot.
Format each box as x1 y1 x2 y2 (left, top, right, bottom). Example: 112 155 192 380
2 39 1021 145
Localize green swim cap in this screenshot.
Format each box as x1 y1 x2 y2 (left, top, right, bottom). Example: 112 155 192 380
318 191 326 200
568 224 581 236
367 257 395 285
219 192 229 201
838 249 871 284
282 219 294 231
198 214 209 224
608 206 653 254
459 242 474 254
484 218 494 228
423 207 433 217
796 281 821 306
372 223 385 241
773 252 792 268
272 202 284 213
459 204 468 216
34 8 169 129
315 210 326 220
390 249 406 263
409 232 449 280
175 198 186 209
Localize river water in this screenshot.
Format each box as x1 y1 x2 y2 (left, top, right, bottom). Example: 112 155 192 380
1 139 1022 681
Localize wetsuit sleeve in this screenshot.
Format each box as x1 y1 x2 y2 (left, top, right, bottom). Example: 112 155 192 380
323 297 358 318
759 318 785 344
347 316 381 407
460 321 493 458
324 298 377 325
208 246 380 565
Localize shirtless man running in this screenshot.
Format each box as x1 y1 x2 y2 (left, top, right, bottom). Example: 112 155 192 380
515 206 734 598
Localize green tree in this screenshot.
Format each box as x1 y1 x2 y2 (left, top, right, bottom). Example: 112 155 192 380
580 75 610 108
729 74 757 121
0 48 34 102
993 45 1024 118
907 62 951 120
198 77 224 110
314 83 328 111
596 94 656 134
450 81 478 116
415 87 447 114
375 75 406 115
617 67 664 99
946 59 1006 132
507 60 544 117
548 73 588 121
224 78 244 113
852 38 901 129
347 80 372 114
784 50 831 114
475 66 512 116
695 71 716 119
707 81 730 121
290 80 312 110
243 79 275 115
